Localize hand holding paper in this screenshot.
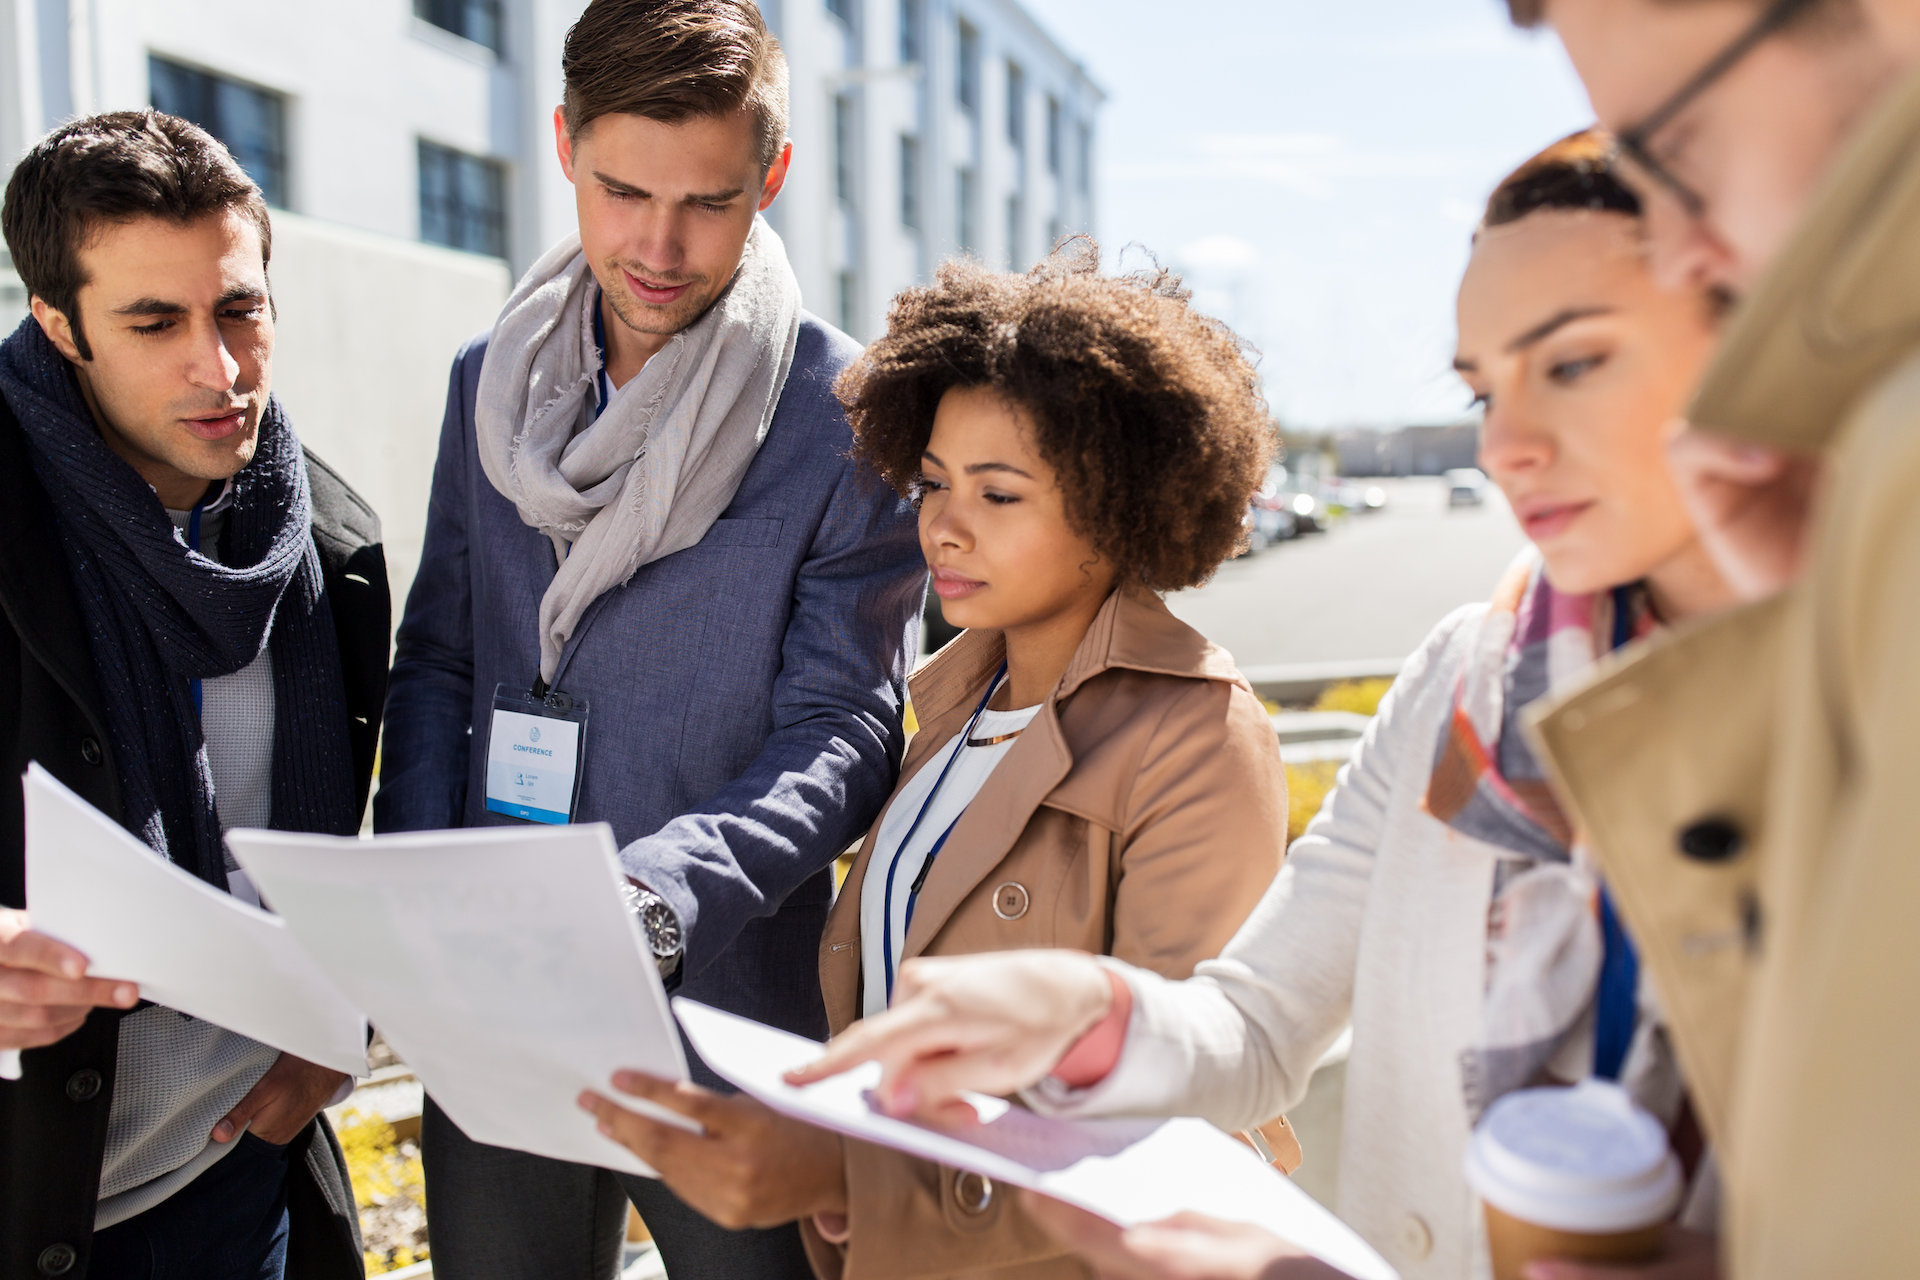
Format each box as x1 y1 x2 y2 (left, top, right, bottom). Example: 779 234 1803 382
227 821 692 1176
20 765 366 1077
670 1000 1399 1280
0 902 140 1080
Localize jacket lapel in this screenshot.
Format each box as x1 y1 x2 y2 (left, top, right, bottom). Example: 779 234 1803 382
900 703 1074 958
837 586 1246 991
0 402 108 733
818 627 1008 1029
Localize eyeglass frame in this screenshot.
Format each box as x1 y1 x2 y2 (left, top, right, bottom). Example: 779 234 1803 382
1611 0 1825 219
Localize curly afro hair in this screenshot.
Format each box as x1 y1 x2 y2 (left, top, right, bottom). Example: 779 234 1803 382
836 242 1274 592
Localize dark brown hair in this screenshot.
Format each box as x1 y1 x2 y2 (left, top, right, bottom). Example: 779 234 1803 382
2 110 271 361
562 0 789 168
1482 128 1640 228
837 242 1275 592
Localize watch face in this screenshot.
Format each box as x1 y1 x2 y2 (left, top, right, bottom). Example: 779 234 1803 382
641 898 682 957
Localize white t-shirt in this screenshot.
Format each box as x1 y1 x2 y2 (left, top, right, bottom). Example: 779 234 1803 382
860 697 1040 1017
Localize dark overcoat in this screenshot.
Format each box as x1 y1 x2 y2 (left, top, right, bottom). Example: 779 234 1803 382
0 392 391 1280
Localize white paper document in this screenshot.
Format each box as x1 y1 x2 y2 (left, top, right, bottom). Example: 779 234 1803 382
674 999 1399 1280
21 764 367 1076
227 822 689 1176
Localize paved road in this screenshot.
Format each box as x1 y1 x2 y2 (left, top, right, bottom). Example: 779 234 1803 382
1166 478 1527 669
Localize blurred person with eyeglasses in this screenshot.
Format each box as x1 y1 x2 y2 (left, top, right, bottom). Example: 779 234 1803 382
1509 2 1920 1279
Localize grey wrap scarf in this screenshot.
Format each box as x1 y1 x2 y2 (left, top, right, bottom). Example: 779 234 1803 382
476 217 802 682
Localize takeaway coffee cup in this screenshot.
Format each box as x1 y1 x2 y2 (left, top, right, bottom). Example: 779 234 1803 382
1463 1080 1682 1280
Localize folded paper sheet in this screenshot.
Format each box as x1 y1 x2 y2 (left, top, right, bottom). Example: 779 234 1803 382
227 822 689 1176
674 999 1398 1280
21 764 367 1076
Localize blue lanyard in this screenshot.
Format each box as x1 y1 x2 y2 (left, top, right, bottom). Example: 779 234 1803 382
185 495 208 718
1593 585 1641 1080
591 289 611 422
879 661 1007 1002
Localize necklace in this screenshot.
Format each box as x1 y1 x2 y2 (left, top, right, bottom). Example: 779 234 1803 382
965 726 1025 748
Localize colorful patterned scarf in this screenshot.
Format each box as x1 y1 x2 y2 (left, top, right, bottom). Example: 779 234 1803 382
1425 550 1656 1116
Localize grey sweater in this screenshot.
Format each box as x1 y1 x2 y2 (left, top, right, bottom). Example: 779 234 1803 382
93 494 282 1229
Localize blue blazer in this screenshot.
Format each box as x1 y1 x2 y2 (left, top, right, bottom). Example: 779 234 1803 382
376 315 926 1072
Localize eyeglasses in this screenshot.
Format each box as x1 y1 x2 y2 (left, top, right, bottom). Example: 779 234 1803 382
1612 0 1824 219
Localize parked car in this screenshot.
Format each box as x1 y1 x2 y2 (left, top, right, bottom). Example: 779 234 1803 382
1244 464 1301 552
1318 478 1388 515
1288 487 1329 533
1445 467 1488 507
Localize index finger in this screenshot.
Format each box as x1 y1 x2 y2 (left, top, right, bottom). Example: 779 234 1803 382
784 1002 959 1086
0 922 94 982
1666 427 1789 481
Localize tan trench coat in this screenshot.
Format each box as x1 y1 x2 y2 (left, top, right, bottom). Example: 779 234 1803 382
1527 64 1920 1280
801 586 1289 1280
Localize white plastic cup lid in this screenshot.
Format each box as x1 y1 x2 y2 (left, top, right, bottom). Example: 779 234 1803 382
1463 1080 1683 1234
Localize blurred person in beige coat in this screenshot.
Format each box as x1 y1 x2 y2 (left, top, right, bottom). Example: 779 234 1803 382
1499 1 1920 1278
578 246 1293 1279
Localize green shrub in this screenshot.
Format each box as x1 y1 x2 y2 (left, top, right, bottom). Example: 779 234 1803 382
1284 760 1342 843
1312 677 1393 718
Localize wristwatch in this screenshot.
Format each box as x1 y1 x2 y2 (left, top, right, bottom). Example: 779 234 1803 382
623 879 684 978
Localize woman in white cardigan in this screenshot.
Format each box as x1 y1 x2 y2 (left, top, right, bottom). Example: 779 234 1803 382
791 132 1735 1280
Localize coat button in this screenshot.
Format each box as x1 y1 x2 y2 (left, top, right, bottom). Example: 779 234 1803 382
37 1244 77 1276
992 882 1029 920
954 1171 994 1214
66 1069 103 1102
79 737 103 767
1678 817 1743 863
1398 1213 1434 1260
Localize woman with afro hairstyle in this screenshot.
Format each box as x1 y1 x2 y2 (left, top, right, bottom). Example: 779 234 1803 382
581 243 1293 1279
762 132 1741 1280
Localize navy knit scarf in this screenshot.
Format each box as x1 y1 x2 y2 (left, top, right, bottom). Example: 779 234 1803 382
0 318 357 888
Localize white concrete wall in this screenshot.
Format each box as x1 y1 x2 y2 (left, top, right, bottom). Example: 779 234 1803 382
267 212 510 618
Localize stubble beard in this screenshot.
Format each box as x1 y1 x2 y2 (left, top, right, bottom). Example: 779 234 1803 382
602 264 720 339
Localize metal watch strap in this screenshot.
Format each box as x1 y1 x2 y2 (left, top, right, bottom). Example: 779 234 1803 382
622 880 684 978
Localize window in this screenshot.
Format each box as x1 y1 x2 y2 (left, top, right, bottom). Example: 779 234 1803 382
419 140 508 257
1006 62 1025 148
1046 96 1062 174
149 59 288 207
834 94 856 205
899 0 924 62
838 270 858 335
900 135 921 229
957 21 980 112
1006 193 1023 269
956 167 976 251
825 0 858 28
1077 120 1092 195
415 0 502 53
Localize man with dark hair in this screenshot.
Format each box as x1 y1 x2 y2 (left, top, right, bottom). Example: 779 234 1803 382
1491 2 1920 1280
0 111 389 1280
374 0 923 1276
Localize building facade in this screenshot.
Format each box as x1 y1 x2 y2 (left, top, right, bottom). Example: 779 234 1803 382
1 0 1099 337
0 0 583 280
764 0 1103 339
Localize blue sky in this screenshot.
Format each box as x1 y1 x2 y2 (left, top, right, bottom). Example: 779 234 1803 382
1018 0 1594 428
